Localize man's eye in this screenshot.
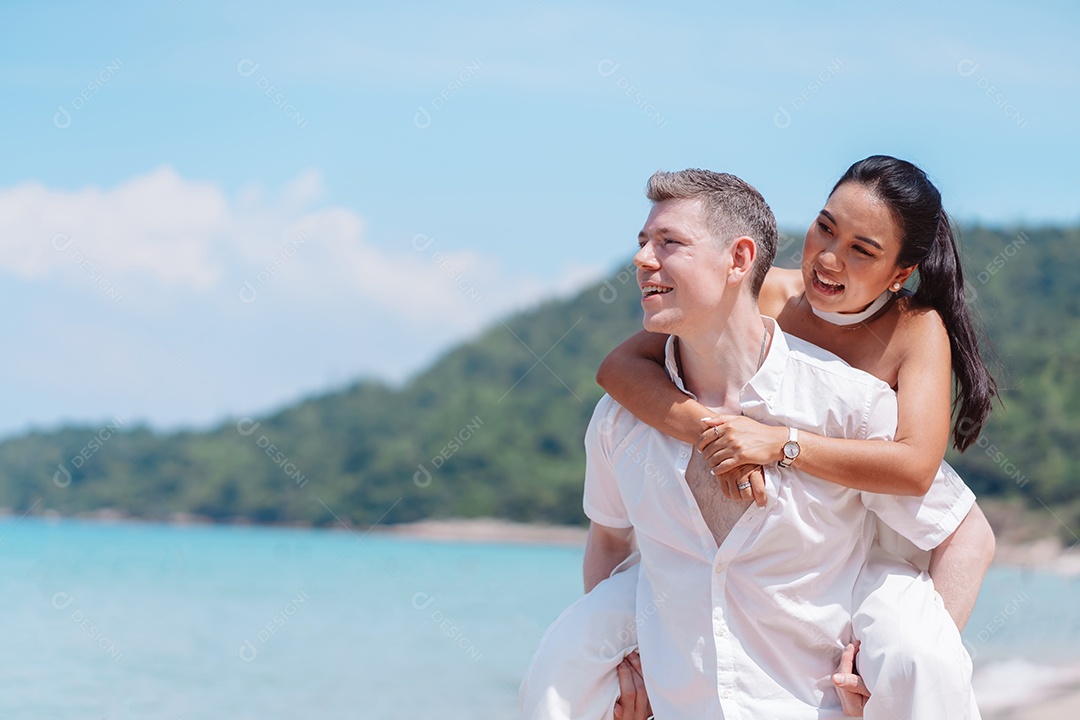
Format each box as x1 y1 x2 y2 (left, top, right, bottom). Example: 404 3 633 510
662 237 679 245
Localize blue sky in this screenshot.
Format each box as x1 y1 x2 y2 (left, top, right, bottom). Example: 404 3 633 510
2 0 1077 437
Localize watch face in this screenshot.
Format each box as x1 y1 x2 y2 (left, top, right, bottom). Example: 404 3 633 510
783 442 799 459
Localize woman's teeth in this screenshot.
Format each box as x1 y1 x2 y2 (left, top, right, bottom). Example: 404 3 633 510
815 271 843 289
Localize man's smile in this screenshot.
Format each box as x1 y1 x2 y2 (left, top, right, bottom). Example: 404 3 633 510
641 282 673 299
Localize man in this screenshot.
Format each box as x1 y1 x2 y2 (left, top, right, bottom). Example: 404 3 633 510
574 169 978 718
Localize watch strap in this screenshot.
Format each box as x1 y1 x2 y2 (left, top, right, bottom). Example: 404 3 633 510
778 427 800 468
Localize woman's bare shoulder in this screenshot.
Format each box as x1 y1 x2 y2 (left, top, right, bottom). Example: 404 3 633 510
894 296 949 348
761 267 803 316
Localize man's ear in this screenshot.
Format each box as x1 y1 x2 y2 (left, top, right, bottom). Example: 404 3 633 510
728 236 757 286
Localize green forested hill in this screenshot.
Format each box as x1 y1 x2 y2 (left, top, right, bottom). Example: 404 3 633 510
949 226 1080 523
3 225 1078 536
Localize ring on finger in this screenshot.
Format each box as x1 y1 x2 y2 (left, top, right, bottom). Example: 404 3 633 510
713 426 720 440
737 481 752 491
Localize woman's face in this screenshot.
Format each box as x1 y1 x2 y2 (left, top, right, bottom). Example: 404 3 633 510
801 181 914 314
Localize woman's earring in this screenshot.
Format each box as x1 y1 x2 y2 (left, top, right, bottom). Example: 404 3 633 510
892 283 901 291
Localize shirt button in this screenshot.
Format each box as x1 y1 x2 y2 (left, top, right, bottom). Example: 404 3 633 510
714 562 724 574
680 451 689 458
721 689 733 700
714 626 726 638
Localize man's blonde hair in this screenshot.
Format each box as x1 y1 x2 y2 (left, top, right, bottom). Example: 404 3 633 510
646 169 777 298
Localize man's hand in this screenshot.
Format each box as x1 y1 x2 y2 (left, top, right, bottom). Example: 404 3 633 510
613 651 652 719
832 641 870 716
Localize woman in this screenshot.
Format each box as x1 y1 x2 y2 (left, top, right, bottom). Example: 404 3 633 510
521 156 996 719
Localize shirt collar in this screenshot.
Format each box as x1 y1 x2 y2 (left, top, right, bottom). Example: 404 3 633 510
662 317 788 412
663 334 691 396
742 316 787 412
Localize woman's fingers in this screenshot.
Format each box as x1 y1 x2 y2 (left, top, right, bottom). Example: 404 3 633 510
696 415 738 453
748 466 767 507
714 465 766 506
737 467 756 502
715 466 742 500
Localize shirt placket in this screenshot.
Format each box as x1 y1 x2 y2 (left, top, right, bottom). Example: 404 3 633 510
673 446 722 559
710 500 771 720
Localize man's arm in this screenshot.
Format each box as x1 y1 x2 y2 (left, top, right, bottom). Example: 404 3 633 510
929 501 995 630
584 522 635 593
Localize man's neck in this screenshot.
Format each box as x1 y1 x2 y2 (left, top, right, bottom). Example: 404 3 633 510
677 299 769 411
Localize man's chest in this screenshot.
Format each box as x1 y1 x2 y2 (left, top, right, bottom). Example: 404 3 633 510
611 431 759 555
683 450 751 546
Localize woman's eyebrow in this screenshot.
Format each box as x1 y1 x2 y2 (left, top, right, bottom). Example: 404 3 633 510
819 209 883 250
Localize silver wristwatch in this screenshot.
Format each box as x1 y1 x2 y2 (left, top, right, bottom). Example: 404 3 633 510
778 427 800 468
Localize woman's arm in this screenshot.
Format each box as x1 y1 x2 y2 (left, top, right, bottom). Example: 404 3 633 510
701 310 954 496
597 331 768 505
595 330 711 445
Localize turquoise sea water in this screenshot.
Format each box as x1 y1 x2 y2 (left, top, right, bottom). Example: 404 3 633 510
2 517 1077 718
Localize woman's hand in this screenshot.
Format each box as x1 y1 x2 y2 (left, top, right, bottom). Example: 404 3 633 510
832 641 870 716
713 464 768 507
698 416 787 473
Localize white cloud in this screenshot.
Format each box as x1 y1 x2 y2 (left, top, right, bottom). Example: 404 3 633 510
0 166 602 325
0 167 227 289
1 168 607 434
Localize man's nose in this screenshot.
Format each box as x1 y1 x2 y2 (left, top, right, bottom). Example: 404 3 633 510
634 242 659 270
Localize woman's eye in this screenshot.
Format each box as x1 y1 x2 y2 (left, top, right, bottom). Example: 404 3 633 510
852 245 873 257
817 222 832 235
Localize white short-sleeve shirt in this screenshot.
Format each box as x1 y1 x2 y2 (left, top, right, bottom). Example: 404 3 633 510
582 318 975 720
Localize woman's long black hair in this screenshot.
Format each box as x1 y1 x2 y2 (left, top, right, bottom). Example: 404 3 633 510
833 155 997 451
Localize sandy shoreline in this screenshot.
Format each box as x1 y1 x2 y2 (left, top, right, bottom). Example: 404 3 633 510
380 517 1080 573
375 517 589 545
988 536 1080 576
983 683 1080 720
1010 687 1080 720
